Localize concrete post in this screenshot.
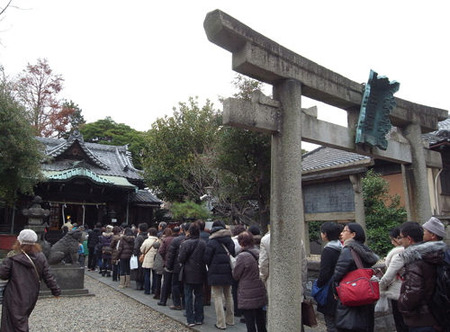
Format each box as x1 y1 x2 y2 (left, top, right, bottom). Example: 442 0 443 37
402 122 432 222
269 79 304 331
349 174 366 229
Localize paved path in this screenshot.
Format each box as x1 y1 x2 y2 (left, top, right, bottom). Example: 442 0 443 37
86 270 325 332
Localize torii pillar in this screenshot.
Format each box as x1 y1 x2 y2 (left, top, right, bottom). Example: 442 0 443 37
204 9 447 331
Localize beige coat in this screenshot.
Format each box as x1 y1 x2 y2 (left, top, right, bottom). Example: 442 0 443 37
379 246 404 300
140 236 159 269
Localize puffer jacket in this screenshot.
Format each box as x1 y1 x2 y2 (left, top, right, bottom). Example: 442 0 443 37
159 235 175 266
166 234 186 274
117 235 135 260
203 227 235 286
232 247 267 310
110 234 122 263
379 246 404 300
97 231 113 259
333 239 379 332
140 236 159 268
178 236 207 284
398 241 446 328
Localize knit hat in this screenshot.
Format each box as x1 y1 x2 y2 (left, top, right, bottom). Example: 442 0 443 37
423 217 446 238
18 229 38 245
105 225 114 232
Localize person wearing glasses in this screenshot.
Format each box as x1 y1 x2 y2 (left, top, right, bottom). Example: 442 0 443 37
332 223 379 332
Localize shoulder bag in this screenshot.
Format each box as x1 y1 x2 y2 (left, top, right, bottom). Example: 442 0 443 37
336 249 380 306
302 298 318 327
311 279 331 306
221 243 236 271
22 250 41 281
139 242 153 263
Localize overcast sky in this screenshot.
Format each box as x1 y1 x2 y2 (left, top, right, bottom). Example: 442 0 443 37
1 0 448 135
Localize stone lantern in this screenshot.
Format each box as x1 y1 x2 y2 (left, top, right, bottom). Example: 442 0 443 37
22 196 50 240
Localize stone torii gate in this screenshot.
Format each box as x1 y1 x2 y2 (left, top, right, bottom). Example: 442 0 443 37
204 9 448 331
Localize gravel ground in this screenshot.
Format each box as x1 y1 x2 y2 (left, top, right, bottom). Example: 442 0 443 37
1 275 191 332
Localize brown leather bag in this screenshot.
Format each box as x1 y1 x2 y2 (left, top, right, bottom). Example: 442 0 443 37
139 242 154 263
302 299 318 327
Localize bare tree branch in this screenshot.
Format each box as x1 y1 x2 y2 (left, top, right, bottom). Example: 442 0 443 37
0 0 13 17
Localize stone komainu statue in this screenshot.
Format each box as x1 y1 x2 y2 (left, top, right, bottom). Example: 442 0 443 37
47 230 83 265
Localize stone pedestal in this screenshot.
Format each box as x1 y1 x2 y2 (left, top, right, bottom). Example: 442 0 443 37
40 264 92 297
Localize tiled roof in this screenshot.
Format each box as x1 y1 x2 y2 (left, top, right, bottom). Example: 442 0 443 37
130 190 162 205
37 132 143 182
302 146 371 174
423 117 450 146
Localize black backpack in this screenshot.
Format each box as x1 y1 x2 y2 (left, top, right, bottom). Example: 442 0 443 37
431 247 450 331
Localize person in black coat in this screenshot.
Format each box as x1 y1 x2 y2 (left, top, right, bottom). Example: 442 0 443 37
332 223 379 332
87 222 102 271
165 222 188 310
316 222 343 332
178 222 207 327
203 220 236 330
133 222 149 290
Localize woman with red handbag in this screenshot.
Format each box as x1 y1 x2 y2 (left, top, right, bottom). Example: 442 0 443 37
332 223 379 332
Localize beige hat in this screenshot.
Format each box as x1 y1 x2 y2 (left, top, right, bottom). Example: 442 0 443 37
18 229 38 245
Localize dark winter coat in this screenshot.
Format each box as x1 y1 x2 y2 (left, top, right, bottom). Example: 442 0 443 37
398 241 446 329
232 248 267 310
333 239 379 332
133 232 148 283
117 235 135 260
316 240 342 316
203 228 235 286
97 231 113 259
159 235 175 265
0 251 61 332
133 232 148 256
178 236 207 284
166 234 186 274
87 228 101 250
110 234 121 263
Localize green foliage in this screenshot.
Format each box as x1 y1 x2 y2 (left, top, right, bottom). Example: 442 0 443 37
170 201 210 221
60 100 85 138
308 221 323 243
0 68 44 204
214 127 271 225
142 97 221 202
80 117 145 169
363 170 407 257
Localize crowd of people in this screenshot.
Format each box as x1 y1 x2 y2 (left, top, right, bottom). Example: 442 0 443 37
82 219 269 331
1 215 448 332
316 217 448 332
